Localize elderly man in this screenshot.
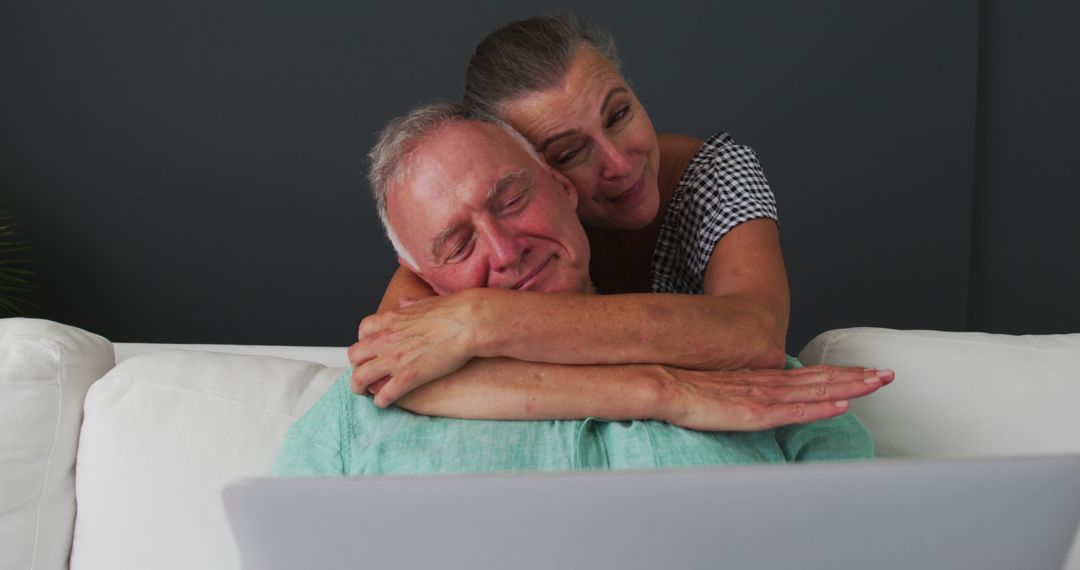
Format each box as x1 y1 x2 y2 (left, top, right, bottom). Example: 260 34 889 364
274 104 887 477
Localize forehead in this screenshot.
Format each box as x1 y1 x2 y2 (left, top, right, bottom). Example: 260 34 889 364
386 122 536 252
498 46 629 140
404 122 533 202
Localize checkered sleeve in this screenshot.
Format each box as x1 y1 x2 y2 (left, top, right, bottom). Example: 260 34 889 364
652 133 778 293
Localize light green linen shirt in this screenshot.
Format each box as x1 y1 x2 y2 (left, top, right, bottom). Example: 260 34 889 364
274 360 873 477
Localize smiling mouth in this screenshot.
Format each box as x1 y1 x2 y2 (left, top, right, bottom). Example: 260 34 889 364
512 255 553 291
608 171 646 204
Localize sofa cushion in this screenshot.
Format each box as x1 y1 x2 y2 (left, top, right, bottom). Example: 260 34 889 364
799 327 1080 458
69 350 342 570
0 318 113 570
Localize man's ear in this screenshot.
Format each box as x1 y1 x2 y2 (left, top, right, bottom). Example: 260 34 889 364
548 169 579 211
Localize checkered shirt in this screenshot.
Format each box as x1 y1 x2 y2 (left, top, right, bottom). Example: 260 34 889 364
651 132 779 293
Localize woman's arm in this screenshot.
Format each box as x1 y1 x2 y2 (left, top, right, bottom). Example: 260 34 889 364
358 266 883 428
352 223 787 406
700 217 790 363
377 265 436 313
390 358 891 431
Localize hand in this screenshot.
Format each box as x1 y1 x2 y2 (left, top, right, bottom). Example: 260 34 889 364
657 365 894 431
348 290 487 407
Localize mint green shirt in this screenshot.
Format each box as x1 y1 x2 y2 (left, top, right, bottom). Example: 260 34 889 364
274 363 872 477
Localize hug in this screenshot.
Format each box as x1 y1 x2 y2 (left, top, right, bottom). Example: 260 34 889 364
277 15 893 477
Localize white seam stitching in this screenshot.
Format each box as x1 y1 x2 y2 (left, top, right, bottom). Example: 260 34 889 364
27 339 62 570
88 375 327 419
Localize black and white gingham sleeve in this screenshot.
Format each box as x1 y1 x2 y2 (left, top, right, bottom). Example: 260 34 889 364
675 133 778 279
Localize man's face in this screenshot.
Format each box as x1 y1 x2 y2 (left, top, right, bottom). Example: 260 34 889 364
387 121 591 295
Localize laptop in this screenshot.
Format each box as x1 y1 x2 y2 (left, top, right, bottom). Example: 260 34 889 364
224 456 1080 570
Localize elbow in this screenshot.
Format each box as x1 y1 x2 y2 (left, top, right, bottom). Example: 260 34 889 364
748 306 788 369
747 342 787 370
727 307 788 370
693 327 785 371
686 298 789 370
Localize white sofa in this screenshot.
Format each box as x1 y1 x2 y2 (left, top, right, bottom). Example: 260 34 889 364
2 317 1079 570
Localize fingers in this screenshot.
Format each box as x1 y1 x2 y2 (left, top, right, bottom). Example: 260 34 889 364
730 367 892 408
371 373 415 408
350 357 393 396
349 352 428 407
758 400 851 429
347 340 374 369
874 368 896 384
672 365 896 431
778 366 894 386
356 313 390 341
365 375 390 395
367 377 390 395
771 374 887 404
349 362 407 407
678 397 853 432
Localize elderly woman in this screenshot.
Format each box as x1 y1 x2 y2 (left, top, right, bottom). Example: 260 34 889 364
349 16 856 430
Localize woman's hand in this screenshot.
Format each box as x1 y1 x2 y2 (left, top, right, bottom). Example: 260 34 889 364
655 365 894 431
348 289 493 407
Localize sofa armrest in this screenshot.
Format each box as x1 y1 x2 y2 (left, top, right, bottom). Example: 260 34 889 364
0 318 114 570
799 327 1080 459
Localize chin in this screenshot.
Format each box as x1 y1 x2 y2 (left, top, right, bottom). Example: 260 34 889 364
620 193 661 229
616 205 659 229
583 207 656 230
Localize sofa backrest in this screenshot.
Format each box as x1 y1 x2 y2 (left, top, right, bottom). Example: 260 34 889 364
69 350 343 570
799 327 1080 458
112 342 349 368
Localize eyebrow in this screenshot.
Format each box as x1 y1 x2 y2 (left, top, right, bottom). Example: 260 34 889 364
485 169 529 203
536 86 630 153
427 169 530 262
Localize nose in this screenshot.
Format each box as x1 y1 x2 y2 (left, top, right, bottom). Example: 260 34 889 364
597 137 633 181
482 220 527 278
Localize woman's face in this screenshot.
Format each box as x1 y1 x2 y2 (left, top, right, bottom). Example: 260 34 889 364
496 46 661 230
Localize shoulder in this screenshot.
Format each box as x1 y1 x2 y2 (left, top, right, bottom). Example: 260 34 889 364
657 133 704 199
650 131 780 292
287 374 350 435
658 132 705 158
686 132 766 183
272 374 350 477
676 131 776 216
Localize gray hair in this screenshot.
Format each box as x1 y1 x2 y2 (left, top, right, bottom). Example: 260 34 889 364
463 14 621 116
367 102 540 268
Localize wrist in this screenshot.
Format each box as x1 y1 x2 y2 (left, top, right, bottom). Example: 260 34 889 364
468 288 512 358
636 365 683 423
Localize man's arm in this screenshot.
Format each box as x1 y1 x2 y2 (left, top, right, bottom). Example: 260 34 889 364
390 358 892 432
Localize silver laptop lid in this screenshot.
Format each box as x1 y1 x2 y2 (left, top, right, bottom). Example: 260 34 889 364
225 456 1080 570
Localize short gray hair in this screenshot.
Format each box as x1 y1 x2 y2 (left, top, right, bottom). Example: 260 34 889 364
463 14 621 116
367 102 539 268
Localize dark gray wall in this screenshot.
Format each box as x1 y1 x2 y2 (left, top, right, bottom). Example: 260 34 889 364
968 0 1080 334
2 1 1076 351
